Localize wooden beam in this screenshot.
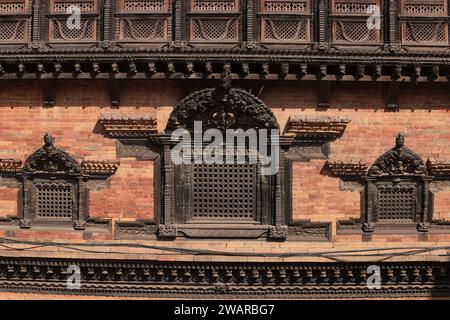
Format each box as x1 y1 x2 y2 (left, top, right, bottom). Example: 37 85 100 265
42 80 55 107
386 81 400 111
318 81 331 109
109 78 120 107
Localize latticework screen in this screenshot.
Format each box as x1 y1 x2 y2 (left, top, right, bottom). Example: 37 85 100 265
190 163 256 222
259 0 311 43
117 0 170 42
188 0 240 42
48 0 98 42
376 184 416 222
0 0 30 43
34 182 74 221
331 0 381 44
400 0 448 45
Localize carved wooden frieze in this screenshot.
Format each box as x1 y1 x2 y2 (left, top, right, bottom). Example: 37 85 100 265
284 116 350 142
0 254 448 298
98 114 158 138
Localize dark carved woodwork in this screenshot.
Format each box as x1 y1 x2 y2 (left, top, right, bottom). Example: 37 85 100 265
0 134 119 231
284 116 350 143
98 113 158 138
0 255 448 298
331 133 450 237
166 73 279 132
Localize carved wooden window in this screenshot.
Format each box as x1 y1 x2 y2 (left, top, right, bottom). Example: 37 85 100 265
115 0 171 42
32 179 77 221
330 0 382 44
188 161 257 223
399 0 449 45
188 0 241 43
259 0 312 43
48 0 98 42
0 0 30 43
363 134 432 232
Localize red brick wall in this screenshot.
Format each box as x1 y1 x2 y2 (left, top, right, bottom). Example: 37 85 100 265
0 79 449 242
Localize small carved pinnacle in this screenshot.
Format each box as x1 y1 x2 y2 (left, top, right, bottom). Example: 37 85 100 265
44 133 55 148
395 133 405 148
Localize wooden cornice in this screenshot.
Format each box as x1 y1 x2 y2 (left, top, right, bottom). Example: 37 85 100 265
427 159 450 178
81 160 120 177
284 116 350 141
0 159 23 174
98 114 158 138
326 160 369 177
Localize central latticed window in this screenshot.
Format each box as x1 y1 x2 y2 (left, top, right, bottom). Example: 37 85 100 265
190 163 256 222
376 184 416 222
34 181 75 221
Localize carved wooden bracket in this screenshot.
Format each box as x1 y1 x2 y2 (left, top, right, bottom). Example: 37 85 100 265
98 114 158 138
284 116 350 142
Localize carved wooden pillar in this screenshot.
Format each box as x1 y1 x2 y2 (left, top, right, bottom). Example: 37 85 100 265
162 143 175 224
103 0 112 41
388 0 398 46
75 177 87 230
32 0 40 42
20 175 31 228
363 178 376 232
246 0 256 42
317 0 328 44
174 0 184 41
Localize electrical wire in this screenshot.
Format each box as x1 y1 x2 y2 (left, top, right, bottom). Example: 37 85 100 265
0 237 448 263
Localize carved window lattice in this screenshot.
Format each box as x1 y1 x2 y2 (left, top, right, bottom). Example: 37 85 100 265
0 1 26 13
262 0 307 13
0 20 26 41
376 184 416 222
0 0 29 43
122 0 166 11
403 22 446 43
259 0 311 43
334 1 376 13
48 0 98 42
188 0 240 42
191 18 238 41
190 0 238 12
116 0 170 42
330 0 381 44
401 0 447 15
49 19 96 41
34 182 74 221
120 18 166 40
400 0 449 45
334 21 378 42
190 163 256 222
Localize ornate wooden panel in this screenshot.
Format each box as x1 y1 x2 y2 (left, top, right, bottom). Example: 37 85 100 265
259 0 311 43
375 182 417 222
48 0 98 42
399 0 449 46
188 0 241 43
32 180 77 222
330 0 382 44
189 162 257 223
116 0 171 42
0 0 30 43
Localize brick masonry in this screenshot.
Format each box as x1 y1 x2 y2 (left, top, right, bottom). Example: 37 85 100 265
0 79 449 244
